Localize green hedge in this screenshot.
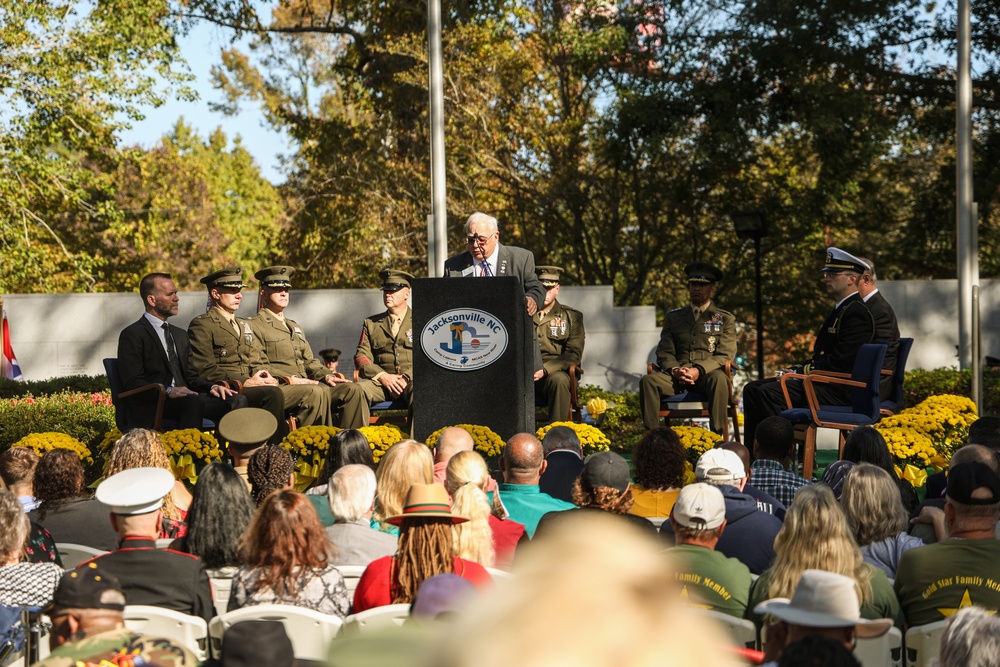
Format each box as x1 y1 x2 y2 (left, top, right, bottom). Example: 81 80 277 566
0 375 109 399
903 368 1000 416
0 393 116 452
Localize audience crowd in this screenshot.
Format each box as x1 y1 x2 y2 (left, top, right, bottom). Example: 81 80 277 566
1 414 999 666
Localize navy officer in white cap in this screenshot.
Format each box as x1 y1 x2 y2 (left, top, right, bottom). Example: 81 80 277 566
81 467 214 624
742 248 880 458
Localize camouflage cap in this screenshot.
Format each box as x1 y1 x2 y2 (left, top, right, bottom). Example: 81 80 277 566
255 265 295 288
535 266 563 287
49 563 126 612
379 269 414 291
200 267 246 289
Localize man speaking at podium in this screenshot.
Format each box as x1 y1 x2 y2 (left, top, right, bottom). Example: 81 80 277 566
444 212 547 317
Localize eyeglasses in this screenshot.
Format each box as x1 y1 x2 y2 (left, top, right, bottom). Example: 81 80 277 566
466 234 494 244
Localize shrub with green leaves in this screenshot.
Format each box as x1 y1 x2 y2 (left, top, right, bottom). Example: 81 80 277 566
579 384 644 451
0 375 109 400
0 392 115 453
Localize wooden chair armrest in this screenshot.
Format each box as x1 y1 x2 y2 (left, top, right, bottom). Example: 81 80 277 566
118 383 167 431
225 379 244 393
277 375 295 385
800 374 867 424
880 368 893 376
353 370 361 382
778 372 808 409
646 363 657 375
119 383 167 402
808 370 851 379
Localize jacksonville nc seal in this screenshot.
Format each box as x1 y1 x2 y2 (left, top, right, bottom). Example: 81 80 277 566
420 308 509 371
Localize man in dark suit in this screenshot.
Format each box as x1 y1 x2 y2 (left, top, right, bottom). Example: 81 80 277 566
858 257 899 397
539 425 584 503
742 248 878 443
443 211 547 316
639 262 736 433
117 272 246 429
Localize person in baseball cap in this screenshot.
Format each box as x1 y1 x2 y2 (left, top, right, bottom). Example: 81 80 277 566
38 563 199 665
686 447 783 575
754 569 891 664
665 483 754 618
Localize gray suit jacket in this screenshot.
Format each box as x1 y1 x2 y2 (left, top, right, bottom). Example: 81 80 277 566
444 244 547 310
324 520 398 566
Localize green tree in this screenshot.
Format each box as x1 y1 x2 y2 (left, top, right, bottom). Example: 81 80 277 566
98 120 285 291
0 0 193 293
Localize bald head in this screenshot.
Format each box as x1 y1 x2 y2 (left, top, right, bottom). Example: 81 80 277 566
502 433 546 484
435 427 474 464
718 441 751 477
950 444 1000 473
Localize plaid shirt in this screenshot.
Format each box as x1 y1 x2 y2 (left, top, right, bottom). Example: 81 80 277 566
750 459 813 506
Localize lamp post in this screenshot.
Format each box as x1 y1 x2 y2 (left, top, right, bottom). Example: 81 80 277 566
732 211 769 380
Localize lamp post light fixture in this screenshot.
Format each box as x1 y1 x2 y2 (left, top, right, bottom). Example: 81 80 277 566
732 211 769 380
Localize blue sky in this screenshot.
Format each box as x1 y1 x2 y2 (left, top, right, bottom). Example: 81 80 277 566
118 22 289 184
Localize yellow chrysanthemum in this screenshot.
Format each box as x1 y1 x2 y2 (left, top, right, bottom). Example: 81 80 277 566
14 432 93 463
359 424 407 464
535 422 611 456
426 424 505 458
672 426 722 466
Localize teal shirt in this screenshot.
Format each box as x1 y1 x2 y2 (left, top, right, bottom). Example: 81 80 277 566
498 483 575 538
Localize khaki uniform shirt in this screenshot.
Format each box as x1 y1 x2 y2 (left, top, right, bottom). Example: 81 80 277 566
534 300 585 375
248 309 332 381
188 308 269 383
354 308 413 378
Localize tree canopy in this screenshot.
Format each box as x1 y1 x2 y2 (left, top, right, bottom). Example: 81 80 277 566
4 0 1000 370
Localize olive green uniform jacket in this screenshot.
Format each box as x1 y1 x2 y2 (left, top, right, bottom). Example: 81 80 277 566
248 309 370 428
639 302 736 433
188 307 333 427
353 307 413 408
534 300 585 422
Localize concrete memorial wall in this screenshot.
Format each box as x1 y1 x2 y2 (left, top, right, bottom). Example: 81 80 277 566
2 279 989 392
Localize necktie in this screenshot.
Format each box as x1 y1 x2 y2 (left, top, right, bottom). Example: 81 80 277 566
480 261 490 277
161 323 185 387
390 316 401 338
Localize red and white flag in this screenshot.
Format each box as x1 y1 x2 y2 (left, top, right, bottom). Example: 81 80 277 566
2 308 24 380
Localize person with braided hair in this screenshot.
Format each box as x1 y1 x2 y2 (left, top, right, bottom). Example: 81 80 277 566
246 444 295 507
352 483 492 612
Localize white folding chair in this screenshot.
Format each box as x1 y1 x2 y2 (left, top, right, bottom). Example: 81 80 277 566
854 626 903 667
210 604 343 661
155 539 175 549
904 619 949 667
335 565 366 598
647 517 668 529
485 567 513 579
55 543 108 569
695 608 757 649
341 604 411 634
123 605 209 662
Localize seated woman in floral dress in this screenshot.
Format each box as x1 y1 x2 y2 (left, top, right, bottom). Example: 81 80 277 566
228 489 350 618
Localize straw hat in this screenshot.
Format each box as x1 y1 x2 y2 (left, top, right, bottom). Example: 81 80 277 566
386 483 468 525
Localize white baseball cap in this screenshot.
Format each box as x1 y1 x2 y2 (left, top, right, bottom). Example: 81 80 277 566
695 448 746 483
671 483 726 530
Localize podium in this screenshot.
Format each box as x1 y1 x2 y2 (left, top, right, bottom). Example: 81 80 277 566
411 277 535 442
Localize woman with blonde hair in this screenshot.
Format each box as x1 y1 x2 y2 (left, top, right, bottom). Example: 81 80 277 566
105 428 192 537
840 463 925 577
371 440 433 535
747 484 899 627
446 451 521 569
